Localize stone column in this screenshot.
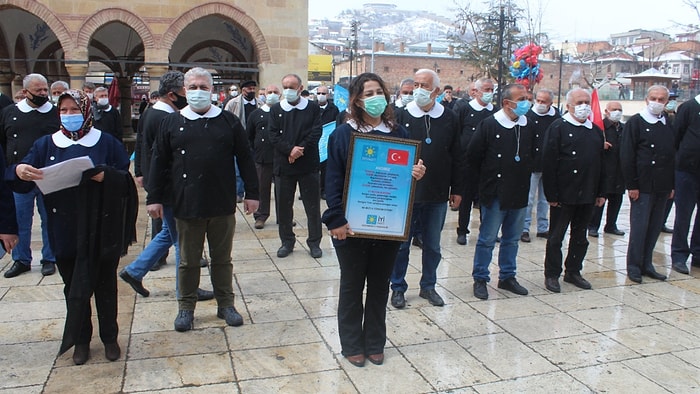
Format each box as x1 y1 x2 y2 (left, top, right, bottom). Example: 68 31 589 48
0 73 14 97
64 63 89 89
146 65 169 94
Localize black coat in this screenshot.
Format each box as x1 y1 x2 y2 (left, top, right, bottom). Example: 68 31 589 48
600 118 625 194
525 108 560 172
674 98 700 175
620 114 675 193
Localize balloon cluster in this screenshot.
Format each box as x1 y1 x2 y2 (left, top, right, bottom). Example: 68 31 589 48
510 43 543 89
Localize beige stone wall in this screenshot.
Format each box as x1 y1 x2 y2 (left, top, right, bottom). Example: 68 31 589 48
1 0 308 88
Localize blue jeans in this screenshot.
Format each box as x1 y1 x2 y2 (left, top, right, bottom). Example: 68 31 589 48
235 159 244 198
524 172 548 233
672 170 700 264
473 199 526 282
391 202 447 292
124 205 181 294
13 188 54 264
627 192 669 276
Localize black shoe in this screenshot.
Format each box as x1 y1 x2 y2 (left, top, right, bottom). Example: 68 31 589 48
498 277 529 295
545 277 560 293
119 269 150 297
391 290 406 309
4 261 30 278
217 306 244 326
72 344 90 365
604 227 625 236
419 288 445 306
661 226 673 234
588 230 599 238
40 261 56 276
196 288 215 301
456 234 467 245
473 280 488 300
174 310 194 332
200 258 209 268
104 342 121 361
627 274 642 283
277 245 293 258
520 232 531 243
536 231 549 239
642 270 667 281
672 262 690 275
412 236 423 248
563 273 592 289
309 246 322 258
150 258 167 271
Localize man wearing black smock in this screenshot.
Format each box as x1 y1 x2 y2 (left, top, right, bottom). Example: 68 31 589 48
542 88 606 293
390 69 463 309
92 87 124 142
620 86 675 283
455 77 497 245
148 67 259 332
267 74 323 259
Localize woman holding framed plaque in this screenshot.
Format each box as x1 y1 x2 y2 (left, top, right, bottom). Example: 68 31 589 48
322 73 425 367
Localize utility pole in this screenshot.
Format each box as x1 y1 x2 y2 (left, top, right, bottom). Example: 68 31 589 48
558 40 567 109
491 6 516 104
349 20 359 83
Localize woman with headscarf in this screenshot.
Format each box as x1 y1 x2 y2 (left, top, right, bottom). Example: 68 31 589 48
322 73 426 367
11 89 136 365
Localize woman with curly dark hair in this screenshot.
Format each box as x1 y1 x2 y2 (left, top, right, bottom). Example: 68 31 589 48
322 73 425 367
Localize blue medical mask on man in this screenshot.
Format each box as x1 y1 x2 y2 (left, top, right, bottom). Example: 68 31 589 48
413 88 433 107
512 100 531 117
283 88 299 103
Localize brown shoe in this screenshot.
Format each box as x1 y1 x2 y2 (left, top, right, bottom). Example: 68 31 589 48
73 344 90 365
368 353 384 365
345 354 365 367
520 232 531 242
254 219 265 229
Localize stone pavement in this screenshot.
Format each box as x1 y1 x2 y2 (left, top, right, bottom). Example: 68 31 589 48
1 188 699 393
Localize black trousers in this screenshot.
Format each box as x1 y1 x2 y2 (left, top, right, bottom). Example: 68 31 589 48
275 172 322 248
588 193 623 231
56 256 119 345
336 238 400 357
457 168 478 235
254 163 274 222
545 203 594 278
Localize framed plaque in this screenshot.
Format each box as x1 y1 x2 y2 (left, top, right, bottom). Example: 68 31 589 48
343 133 421 241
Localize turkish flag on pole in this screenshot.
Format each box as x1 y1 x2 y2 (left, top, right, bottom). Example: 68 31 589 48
589 88 605 130
108 77 121 108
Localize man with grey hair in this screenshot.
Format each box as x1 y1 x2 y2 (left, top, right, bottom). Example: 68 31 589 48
392 78 414 110
50 80 69 105
148 67 259 332
390 68 463 308
82 82 96 101
0 73 59 278
521 88 560 243
454 77 496 245
620 85 674 283
542 88 606 293
92 86 123 142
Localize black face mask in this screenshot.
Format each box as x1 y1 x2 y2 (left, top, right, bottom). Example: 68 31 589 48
27 91 49 107
244 91 256 101
172 92 188 110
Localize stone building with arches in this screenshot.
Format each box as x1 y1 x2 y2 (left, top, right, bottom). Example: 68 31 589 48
0 0 308 132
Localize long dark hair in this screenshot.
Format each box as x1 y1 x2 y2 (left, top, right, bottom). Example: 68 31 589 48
346 73 397 131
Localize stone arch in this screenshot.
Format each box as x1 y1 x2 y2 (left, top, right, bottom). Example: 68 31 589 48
0 1 73 52
162 2 271 64
76 8 155 50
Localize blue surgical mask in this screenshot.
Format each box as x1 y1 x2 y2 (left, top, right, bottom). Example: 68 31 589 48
283 88 299 103
665 100 677 111
266 93 280 106
413 88 433 107
61 114 84 132
481 92 494 104
401 94 414 105
513 100 531 117
186 89 211 111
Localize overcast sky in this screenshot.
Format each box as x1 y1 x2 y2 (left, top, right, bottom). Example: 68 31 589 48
308 0 700 42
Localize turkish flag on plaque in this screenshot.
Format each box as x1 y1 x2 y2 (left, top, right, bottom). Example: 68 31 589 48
387 148 409 165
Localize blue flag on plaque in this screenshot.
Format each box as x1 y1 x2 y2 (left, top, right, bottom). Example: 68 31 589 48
318 121 336 163
333 84 349 112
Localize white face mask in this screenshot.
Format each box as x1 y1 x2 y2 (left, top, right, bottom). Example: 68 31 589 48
51 95 60 105
480 92 494 104
401 94 414 105
647 101 665 116
533 103 549 114
86 93 94 101
97 97 109 107
608 110 622 122
413 88 433 107
283 88 299 103
573 104 591 120
230 90 239 98
186 89 212 111
317 94 328 104
266 93 280 106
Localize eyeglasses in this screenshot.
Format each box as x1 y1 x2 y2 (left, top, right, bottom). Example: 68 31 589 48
317 92 328 95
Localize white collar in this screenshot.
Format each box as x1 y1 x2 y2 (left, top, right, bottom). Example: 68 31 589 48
180 105 222 120
533 106 556 117
640 108 666 125
280 97 309 111
18 99 53 114
494 109 527 128
406 101 444 119
347 119 392 134
695 93 700 104
261 105 271 113
319 104 328 109
97 105 113 112
395 100 405 108
152 100 175 113
562 113 593 129
469 98 493 112
244 98 257 105
52 128 101 148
